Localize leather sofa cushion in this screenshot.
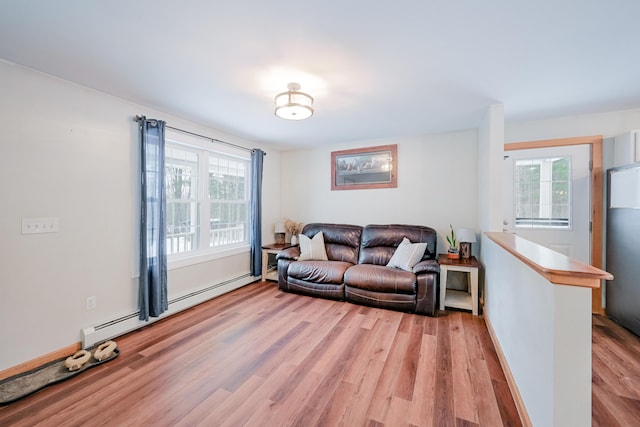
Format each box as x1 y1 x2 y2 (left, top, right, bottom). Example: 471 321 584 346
301 223 362 264
276 246 300 260
344 264 416 294
345 287 416 312
287 260 353 285
287 279 345 301
359 224 437 265
413 259 440 274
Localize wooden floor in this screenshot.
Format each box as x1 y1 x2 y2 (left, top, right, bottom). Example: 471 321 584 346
592 314 640 427
4 284 640 427
0 282 521 427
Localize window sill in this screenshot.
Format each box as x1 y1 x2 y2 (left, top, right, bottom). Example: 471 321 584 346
168 245 250 270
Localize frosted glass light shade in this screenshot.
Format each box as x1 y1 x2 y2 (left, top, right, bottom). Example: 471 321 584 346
275 82 314 120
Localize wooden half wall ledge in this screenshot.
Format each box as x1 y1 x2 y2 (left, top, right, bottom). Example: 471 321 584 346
485 232 613 288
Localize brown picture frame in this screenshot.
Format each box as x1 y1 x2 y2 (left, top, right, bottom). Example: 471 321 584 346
331 144 397 191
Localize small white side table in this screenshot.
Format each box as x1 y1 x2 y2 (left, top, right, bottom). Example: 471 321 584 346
438 254 480 315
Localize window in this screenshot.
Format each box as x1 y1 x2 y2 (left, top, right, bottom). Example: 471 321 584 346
165 130 250 259
514 156 570 228
165 145 199 254
208 155 248 247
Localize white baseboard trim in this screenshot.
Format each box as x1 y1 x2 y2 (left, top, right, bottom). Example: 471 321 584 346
82 274 257 348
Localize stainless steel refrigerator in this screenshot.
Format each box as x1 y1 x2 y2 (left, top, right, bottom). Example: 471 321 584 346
606 162 640 336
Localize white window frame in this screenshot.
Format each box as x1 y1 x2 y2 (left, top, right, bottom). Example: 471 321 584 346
165 129 251 269
513 156 572 229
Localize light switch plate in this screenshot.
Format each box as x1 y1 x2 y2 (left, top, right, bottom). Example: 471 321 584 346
21 217 59 235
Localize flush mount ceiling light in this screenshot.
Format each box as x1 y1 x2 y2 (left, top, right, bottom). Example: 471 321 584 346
274 82 314 120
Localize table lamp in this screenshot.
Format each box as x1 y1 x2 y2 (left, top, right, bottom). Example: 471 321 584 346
456 228 476 259
274 222 286 244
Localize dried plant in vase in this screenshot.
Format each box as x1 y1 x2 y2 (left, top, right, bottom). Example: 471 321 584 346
284 219 303 245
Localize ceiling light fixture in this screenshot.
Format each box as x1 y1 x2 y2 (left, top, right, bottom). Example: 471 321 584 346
274 82 314 120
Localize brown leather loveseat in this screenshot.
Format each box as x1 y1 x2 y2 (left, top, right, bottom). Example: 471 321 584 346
276 223 440 316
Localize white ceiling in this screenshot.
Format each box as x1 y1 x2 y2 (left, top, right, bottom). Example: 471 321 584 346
1 1 640 149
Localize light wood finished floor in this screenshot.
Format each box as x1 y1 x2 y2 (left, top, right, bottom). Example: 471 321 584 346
0 282 521 426
592 314 640 426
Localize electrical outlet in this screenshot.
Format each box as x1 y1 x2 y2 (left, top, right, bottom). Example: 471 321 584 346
86 296 97 311
21 217 59 235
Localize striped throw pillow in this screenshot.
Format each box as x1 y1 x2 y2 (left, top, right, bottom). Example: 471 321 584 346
387 237 427 271
298 231 329 261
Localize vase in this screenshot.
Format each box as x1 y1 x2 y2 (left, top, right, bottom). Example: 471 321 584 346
447 250 460 259
290 235 297 245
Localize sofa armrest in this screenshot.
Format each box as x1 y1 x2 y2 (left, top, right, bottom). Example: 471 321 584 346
276 246 300 261
413 259 440 274
277 258 295 291
415 271 438 316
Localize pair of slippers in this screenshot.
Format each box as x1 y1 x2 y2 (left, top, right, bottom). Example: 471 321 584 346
64 341 118 371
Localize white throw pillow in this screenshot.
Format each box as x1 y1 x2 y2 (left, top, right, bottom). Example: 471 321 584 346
387 237 427 271
298 231 329 261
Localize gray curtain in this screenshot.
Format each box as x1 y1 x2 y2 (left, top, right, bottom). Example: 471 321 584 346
139 116 168 321
250 149 265 276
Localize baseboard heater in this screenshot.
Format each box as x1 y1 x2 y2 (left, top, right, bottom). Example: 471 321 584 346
81 274 257 348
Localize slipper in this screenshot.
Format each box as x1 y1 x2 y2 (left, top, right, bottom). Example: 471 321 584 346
1 346 120 404
93 341 117 362
64 350 91 371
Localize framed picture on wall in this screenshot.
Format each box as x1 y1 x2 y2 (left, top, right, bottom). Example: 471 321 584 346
331 144 397 191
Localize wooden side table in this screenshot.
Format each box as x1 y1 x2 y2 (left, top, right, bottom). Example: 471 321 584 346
261 243 295 281
438 254 481 315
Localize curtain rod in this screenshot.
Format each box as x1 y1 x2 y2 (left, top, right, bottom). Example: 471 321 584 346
134 115 265 155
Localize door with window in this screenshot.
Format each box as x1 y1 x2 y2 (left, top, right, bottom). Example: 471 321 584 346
503 144 591 264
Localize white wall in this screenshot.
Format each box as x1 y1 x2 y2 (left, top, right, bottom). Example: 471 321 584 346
505 108 640 143
0 60 281 371
279 130 479 250
483 236 592 427
478 104 504 233
505 109 640 199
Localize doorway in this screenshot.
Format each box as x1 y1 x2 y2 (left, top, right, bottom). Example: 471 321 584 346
504 135 605 314
503 144 591 264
